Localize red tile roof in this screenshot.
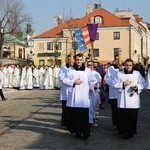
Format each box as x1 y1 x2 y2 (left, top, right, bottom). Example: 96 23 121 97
133 14 143 22
36 7 130 38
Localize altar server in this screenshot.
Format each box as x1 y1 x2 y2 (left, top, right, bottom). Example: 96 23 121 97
113 59 145 139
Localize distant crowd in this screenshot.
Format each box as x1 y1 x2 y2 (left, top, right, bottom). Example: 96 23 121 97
0 64 61 90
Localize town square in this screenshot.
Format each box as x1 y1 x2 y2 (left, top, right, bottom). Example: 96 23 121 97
0 0 150 149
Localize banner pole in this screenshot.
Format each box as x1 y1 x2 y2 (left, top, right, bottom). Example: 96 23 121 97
91 42 94 70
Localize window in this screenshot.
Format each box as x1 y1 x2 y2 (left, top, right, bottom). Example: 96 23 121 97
96 32 99 40
39 60 45 66
47 42 53 50
47 59 54 66
18 48 22 58
114 48 119 60
93 49 99 57
23 48 25 59
95 16 102 24
113 32 120 40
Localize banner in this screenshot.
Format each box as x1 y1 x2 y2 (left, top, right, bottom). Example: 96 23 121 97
87 23 98 42
74 26 91 51
74 28 87 51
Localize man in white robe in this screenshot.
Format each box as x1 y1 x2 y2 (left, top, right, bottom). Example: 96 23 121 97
0 64 8 101
39 66 45 90
48 66 54 89
20 65 27 90
64 53 98 139
145 66 150 89
87 61 101 126
8 64 14 88
104 64 119 127
113 59 145 139
58 56 71 127
33 65 40 88
2 65 9 88
13 64 20 89
53 65 60 89
26 65 33 89
43 66 54 90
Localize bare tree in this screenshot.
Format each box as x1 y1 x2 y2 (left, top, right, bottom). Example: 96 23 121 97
0 0 31 57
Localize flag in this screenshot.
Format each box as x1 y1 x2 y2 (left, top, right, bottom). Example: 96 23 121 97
87 23 98 42
82 27 91 48
74 28 87 51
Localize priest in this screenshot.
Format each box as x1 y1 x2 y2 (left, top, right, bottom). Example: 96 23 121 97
64 53 98 139
113 59 145 139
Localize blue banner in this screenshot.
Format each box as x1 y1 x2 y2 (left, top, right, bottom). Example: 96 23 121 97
74 28 87 51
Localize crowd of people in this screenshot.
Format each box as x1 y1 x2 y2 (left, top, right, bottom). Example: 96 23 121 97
0 63 61 101
0 54 150 140
58 53 150 140
0 64 61 90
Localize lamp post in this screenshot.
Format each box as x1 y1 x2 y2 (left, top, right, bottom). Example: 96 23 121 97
0 19 4 58
72 39 78 56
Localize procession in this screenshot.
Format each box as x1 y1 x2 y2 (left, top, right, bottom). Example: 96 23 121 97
0 64 61 91
0 0 150 149
57 51 150 139
2 53 150 140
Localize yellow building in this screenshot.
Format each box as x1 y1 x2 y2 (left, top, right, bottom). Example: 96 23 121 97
32 5 149 66
1 34 28 65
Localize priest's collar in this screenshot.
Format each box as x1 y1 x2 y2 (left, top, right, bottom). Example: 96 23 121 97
124 68 133 74
73 63 85 71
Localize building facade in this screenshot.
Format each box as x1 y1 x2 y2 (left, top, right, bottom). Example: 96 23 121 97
32 4 150 66
1 34 28 65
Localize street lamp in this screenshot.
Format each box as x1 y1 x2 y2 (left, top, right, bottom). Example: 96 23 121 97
0 20 4 58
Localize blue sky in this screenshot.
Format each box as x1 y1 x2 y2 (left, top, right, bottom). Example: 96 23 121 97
23 0 150 35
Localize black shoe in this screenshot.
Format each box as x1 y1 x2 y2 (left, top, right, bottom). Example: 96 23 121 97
75 133 82 138
83 132 90 139
122 133 133 139
2 98 8 101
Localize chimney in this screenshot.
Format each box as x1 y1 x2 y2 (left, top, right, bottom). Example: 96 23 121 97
53 17 58 27
87 4 92 14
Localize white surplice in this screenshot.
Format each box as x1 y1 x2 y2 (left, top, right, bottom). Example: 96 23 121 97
33 68 40 87
2 67 9 88
20 67 27 90
113 70 145 108
145 67 150 89
8 66 14 88
39 67 45 89
43 67 54 89
58 66 70 101
13 67 20 88
89 70 101 123
65 67 97 108
53 66 60 89
26 67 33 89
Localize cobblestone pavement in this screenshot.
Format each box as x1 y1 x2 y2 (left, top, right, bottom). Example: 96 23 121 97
0 88 150 150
